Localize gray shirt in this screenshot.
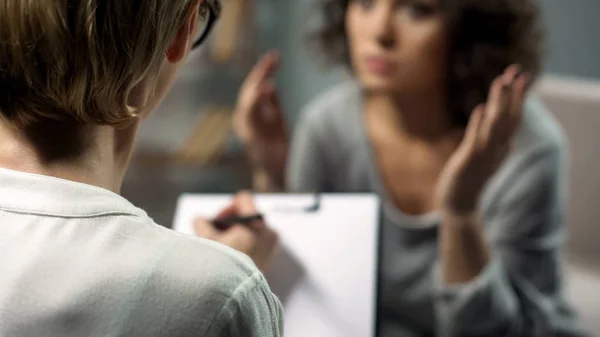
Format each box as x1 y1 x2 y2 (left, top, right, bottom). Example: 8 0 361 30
287 82 586 337
0 168 283 337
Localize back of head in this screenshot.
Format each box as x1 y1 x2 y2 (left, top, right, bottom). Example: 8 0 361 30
0 0 192 129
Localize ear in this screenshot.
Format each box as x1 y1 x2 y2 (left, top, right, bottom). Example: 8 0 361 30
166 0 202 64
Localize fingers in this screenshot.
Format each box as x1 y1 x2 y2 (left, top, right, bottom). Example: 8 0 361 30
261 83 285 125
480 64 528 145
194 217 219 240
234 51 282 142
219 224 256 254
462 104 485 150
510 72 530 128
247 51 280 84
230 191 278 271
234 191 257 215
481 74 512 140
234 191 267 230
219 224 279 272
213 191 265 228
501 65 521 131
195 192 279 272
215 191 260 218
248 227 279 272
213 203 237 221
237 51 280 111
503 64 521 82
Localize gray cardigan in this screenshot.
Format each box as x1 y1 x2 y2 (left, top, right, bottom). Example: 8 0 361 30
286 82 587 337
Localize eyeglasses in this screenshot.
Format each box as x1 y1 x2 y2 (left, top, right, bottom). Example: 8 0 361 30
192 0 221 49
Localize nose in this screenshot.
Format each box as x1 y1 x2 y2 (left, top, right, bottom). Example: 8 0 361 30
371 3 396 49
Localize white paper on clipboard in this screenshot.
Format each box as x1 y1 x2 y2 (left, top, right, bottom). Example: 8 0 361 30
172 193 380 337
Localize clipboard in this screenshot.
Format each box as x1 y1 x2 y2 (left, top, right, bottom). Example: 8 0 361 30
172 193 381 337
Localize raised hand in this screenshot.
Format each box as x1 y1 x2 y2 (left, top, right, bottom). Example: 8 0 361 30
436 65 531 215
233 51 289 187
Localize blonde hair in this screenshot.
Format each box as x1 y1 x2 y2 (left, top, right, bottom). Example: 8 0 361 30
0 0 193 129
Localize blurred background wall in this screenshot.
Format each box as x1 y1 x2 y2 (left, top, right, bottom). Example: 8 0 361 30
543 0 600 79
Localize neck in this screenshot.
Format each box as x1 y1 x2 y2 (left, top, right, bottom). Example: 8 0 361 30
0 119 139 193
364 90 455 141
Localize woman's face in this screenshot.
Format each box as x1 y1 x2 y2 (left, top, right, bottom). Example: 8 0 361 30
346 0 448 97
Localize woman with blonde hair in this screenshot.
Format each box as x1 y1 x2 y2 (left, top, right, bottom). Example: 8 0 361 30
0 1 282 336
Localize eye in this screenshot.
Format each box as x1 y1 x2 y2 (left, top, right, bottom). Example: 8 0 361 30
198 3 210 20
406 2 436 18
194 3 212 46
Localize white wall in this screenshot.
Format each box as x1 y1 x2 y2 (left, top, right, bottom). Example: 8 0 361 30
536 76 600 264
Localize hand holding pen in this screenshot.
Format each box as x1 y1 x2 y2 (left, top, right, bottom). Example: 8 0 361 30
194 191 279 272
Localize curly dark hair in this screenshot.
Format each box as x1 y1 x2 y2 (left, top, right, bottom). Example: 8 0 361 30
311 0 544 126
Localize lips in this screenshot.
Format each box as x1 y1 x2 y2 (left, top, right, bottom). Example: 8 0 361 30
364 56 396 75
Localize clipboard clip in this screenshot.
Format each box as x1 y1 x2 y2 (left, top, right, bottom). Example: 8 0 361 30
303 193 321 212
271 193 321 214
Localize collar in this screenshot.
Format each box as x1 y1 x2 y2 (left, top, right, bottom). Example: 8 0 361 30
0 167 147 218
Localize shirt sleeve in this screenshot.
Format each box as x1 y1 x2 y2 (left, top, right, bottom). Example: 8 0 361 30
285 105 332 193
210 272 284 337
433 143 586 337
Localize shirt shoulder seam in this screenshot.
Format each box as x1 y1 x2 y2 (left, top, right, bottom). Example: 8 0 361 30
0 207 143 219
204 271 267 336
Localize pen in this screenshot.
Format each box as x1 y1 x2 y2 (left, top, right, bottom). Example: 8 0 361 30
212 213 264 230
